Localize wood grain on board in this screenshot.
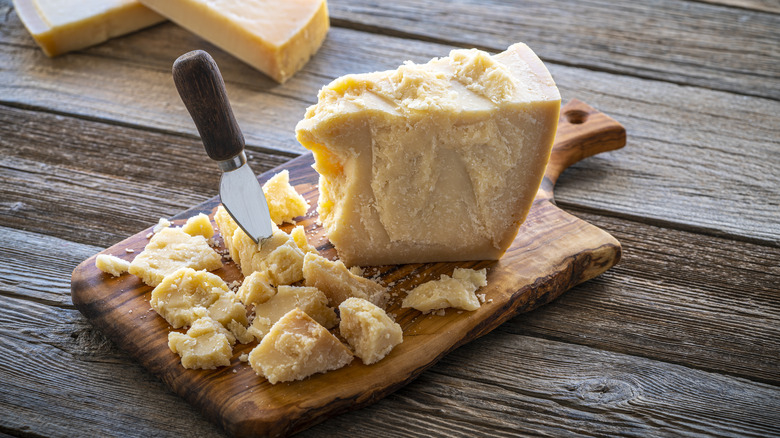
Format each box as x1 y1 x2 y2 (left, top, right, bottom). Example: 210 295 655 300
71 101 624 436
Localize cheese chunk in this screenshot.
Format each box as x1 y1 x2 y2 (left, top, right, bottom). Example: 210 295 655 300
129 227 222 287
248 308 353 384
236 271 276 307
95 254 130 277
339 298 403 365
248 285 337 340
262 170 311 225
207 290 248 328
149 268 228 328
168 317 233 369
13 0 165 57
302 252 386 307
181 213 215 238
402 268 487 312
215 205 307 284
214 205 239 262
296 43 560 266
138 0 329 83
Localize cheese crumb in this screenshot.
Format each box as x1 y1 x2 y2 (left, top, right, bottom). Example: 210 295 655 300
236 271 276 307
153 217 171 233
95 254 130 277
150 268 245 330
182 213 215 238
215 205 307 285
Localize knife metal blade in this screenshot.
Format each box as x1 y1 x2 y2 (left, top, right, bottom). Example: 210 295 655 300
218 152 273 243
172 50 273 243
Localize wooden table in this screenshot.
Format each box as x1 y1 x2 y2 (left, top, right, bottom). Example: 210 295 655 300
1 0 778 436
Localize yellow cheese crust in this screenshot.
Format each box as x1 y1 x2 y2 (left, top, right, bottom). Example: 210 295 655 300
296 43 560 266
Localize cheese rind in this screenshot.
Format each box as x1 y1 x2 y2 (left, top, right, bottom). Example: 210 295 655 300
296 43 560 265
138 0 329 83
248 308 353 384
13 0 165 57
339 298 403 365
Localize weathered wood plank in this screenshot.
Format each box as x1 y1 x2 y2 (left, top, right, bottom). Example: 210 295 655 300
0 5 780 245
1 8 778 245
510 207 780 384
0 105 289 247
328 0 780 100
2 292 777 438
304 331 780 438
1 164 778 388
0 296 225 438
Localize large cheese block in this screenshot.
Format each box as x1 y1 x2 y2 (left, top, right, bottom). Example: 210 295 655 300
138 0 329 83
13 0 165 57
295 43 561 266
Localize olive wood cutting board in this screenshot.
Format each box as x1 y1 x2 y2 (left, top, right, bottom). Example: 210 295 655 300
71 99 626 437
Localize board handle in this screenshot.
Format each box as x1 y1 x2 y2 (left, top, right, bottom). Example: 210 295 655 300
538 99 626 202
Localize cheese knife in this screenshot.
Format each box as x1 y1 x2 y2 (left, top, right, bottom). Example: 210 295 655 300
172 50 273 243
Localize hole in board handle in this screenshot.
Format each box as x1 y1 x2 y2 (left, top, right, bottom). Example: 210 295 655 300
565 109 588 125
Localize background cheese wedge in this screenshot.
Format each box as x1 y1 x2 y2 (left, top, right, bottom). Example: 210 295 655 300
296 43 561 266
13 0 165 56
139 0 329 83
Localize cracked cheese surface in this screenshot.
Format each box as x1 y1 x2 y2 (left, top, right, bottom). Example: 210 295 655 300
296 43 560 266
128 227 222 287
339 298 403 365
248 308 352 384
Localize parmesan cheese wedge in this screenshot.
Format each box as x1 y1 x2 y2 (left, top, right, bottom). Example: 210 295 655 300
296 43 560 266
13 0 165 56
138 0 329 83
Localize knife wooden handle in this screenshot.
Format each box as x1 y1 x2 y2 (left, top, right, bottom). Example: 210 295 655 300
173 50 245 162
